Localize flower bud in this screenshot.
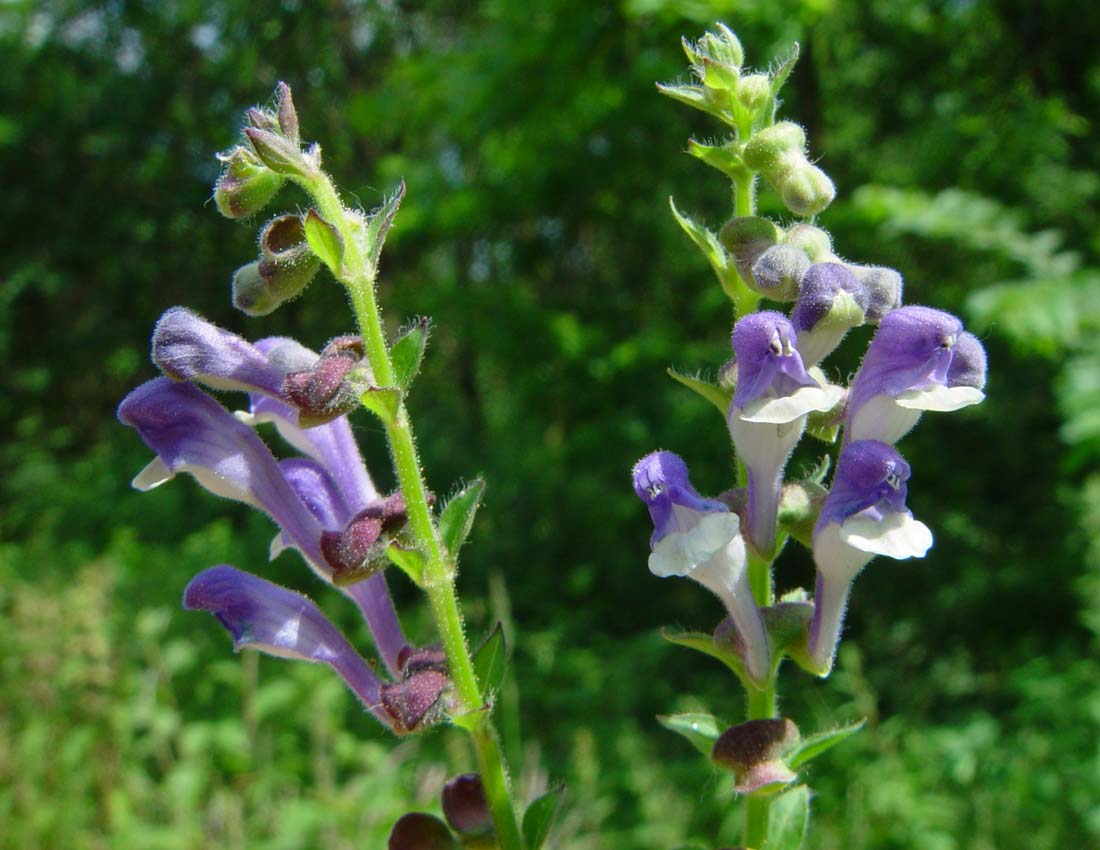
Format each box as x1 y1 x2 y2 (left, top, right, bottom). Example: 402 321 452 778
780 163 836 217
213 147 284 219
749 244 810 301
441 774 492 837
711 718 800 794
790 263 868 366
736 73 771 112
777 479 827 547
388 813 459 850
741 122 806 173
848 264 904 322
719 216 783 284
231 214 322 316
785 223 835 262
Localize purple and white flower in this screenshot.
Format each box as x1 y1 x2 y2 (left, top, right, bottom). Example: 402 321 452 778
807 440 932 674
727 312 844 555
845 306 986 445
633 451 770 684
789 263 868 368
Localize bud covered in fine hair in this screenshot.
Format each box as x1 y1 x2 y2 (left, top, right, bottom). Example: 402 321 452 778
741 122 806 173
720 215 783 285
785 223 835 263
231 214 322 316
743 122 834 217
712 718 800 794
736 73 771 112
780 163 836 217
849 264 904 322
213 147 284 219
749 243 810 301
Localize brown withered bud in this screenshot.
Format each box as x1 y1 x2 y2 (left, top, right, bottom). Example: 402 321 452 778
712 718 800 795
387 813 458 850
441 773 493 836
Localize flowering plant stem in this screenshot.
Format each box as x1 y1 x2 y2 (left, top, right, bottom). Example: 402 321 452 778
301 169 525 850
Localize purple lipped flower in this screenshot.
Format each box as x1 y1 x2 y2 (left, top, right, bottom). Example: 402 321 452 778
183 564 398 730
790 263 868 367
633 451 770 684
118 377 409 676
846 306 986 445
807 440 932 674
152 307 371 426
727 312 844 555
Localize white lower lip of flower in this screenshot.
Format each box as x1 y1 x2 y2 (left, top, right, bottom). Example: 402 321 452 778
739 383 844 424
649 512 742 578
895 384 985 412
132 456 264 513
840 510 933 559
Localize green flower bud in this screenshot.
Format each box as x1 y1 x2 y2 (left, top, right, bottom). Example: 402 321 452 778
742 122 806 173
780 163 836 217
719 215 782 283
784 223 835 262
736 73 771 112
213 147 285 219
231 215 321 316
702 23 744 69
749 244 810 301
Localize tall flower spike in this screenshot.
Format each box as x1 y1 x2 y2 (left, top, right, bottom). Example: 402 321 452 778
846 306 986 445
789 263 868 368
727 312 844 555
183 565 398 730
633 451 770 684
807 440 932 674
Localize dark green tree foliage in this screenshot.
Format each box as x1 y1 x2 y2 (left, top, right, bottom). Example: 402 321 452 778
3 1 1100 847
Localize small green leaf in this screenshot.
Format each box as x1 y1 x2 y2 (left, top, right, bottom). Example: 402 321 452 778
656 712 725 757
767 42 801 119
788 719 866 769
365 179 406 266
667 367 731 414
391 317 430 390
385 541 426 586
303 209 344 274
522 785 563 850
439 479 485 558
808 454 831 485
687 138 744 179
656 81 709 111
661 629 746 679
669 197 732 293
766 785 810 850
359 386 401 425
448 703 490 731
472 622 507 697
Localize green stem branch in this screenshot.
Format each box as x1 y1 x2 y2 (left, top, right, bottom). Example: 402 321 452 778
302 168 525 850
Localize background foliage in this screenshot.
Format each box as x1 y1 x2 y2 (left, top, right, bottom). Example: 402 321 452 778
3 1 1099 848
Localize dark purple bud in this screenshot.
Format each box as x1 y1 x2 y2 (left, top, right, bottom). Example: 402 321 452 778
320 492 412 583
711 718 800 794
282 336 371 426
380 668 450 734
749 244 810 301
397 645 448 675
441 774 492 836
388 813 459 850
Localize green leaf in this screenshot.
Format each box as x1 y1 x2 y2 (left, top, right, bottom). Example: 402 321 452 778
385 541 426 586
788 719 866 769
668 197 730 290
302 208 344 274
656 712 725 757
391 317 430 391
656 82 709 112
472 622 507 697
766 785 810 850
364 179 406 267
767 42 801 119
687 138 744 179
667 367 731 414
439 479 485 558
359 386 401 425
660 629 745 679
522 785 563 850
808 454 831 485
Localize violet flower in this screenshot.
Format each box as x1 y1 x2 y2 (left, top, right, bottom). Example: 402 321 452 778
121 314 410 676
846 306 986 445
807 440 932 674
184 564 397 729
789 263 868 368
633 451 770 684
727 312 844 555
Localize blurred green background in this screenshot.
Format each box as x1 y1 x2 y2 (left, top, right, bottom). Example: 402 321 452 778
3 1 1099 848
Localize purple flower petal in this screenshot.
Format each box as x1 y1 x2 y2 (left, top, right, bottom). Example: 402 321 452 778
731 311 820 411
846 306 983 443
632 451 728 547
790 263 868 367
183 565 395 729
152 307 304 397
118 378 328 571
